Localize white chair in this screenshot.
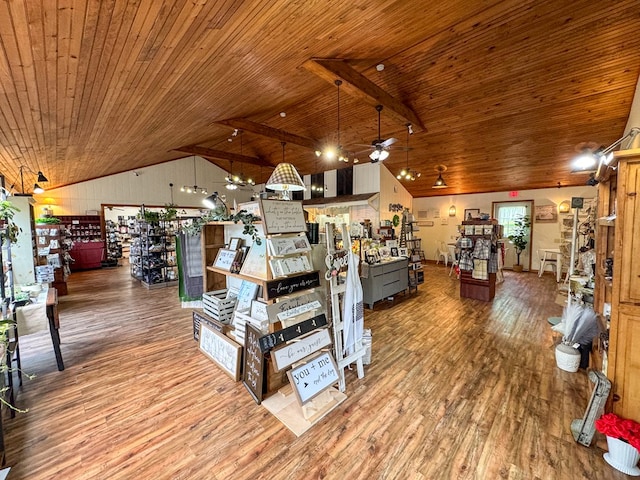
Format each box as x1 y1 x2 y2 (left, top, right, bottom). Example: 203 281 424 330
436 241 453 267
448 244 459 277
538 249 558 278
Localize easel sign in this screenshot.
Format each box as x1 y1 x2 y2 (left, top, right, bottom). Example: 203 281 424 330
286 351 339 405
259 199 307 235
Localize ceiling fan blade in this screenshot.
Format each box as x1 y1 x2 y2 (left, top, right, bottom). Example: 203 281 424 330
381 137 397 148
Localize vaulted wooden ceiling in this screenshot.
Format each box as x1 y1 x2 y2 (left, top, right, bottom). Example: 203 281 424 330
1 0 639 198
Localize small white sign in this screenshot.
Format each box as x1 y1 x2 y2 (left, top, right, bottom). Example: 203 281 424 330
286 351 339 405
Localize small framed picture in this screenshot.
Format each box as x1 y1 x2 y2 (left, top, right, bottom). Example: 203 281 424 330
390 247 399 257
228 237 243 250
213 248 239 271
398 247 408 257
464 209 480 220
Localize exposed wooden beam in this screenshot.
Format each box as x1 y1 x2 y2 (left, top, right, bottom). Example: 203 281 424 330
173 145 271 167
215 118 320 151
303 58 426 133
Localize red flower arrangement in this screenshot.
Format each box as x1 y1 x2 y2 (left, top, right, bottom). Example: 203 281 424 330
595 413 640 451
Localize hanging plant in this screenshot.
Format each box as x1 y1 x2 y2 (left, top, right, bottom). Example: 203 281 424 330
159 204 178 222
35 217 61 224
181 210 262 245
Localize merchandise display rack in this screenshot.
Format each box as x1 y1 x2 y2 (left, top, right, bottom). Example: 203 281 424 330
131 218 178 289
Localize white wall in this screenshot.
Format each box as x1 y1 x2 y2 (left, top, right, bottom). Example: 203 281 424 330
32 156 255 215
379 164 412 225
412 185 596 269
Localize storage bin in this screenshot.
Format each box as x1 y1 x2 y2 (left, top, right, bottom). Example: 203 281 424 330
203 289 237 324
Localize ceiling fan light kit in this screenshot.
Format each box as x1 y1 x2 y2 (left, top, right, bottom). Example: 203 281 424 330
368 105 396 163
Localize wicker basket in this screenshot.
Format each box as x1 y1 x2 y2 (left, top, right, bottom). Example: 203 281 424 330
555 343 581 372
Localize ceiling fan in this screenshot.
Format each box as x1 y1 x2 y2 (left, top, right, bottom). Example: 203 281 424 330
358 105 398 162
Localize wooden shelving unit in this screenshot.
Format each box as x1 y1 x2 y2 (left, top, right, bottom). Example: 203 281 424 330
459 219 500 302
593 149 640 420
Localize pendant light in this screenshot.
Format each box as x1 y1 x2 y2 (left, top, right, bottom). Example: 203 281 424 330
396 124 421 181
181 156 207 194
432 165 448 189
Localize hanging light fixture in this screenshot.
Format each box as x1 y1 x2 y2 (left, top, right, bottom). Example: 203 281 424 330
17 165 49 195
449 205 457 217
432 165 448 189
265 142 305 200
396 124 421 181
318 79 353 163
181 156 208 194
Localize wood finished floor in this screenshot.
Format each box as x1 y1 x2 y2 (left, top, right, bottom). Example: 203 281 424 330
3 264 623 480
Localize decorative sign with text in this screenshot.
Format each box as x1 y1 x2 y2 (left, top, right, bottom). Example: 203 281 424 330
258 313 328 353
266 291 325 324
265 271 320 300
286 351 339 405
243 324 265 404
199 323 242 381
260 199 307 235
271 328 332 372
192 310 225 341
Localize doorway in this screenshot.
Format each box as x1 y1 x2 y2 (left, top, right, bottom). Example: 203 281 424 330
492 200 533 271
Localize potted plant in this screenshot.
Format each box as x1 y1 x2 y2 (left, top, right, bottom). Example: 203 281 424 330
595 412 640 475
507 214 531 272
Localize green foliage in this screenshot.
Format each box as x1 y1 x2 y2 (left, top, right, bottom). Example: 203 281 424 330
35 217 61 224
507 214 531 265
0 200 21 243
159 204 178 222
182 210 262 245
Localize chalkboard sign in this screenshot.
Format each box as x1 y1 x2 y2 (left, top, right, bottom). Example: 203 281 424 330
286 351 339 405
192 310 226 341
258 313 328 353
265 271 321 300
243 324 265 404
260 199 307 235
199 323 242 381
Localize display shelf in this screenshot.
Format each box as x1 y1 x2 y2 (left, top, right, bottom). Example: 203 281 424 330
34 224 68 295
132 218 178 288
458 219 500 302
57 215 106 270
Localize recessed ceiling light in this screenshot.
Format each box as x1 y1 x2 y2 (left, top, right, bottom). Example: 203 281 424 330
376 64 384 71
280 112 286 117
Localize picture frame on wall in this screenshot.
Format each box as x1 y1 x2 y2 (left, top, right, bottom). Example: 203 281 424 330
534 205 558 223
464 208 480 220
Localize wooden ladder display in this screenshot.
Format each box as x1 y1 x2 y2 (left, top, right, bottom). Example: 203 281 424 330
325 223 366 392
399 212 408 248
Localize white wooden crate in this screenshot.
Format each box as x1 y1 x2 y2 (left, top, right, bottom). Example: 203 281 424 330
231 309 270 345
203 289 237 324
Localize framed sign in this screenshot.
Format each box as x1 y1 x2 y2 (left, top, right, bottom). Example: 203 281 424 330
259 199 307 235
266 234 311 256
534 205 558 223
228 237 243 250
286 351 339 405
192 310 226 341
464 208 480 220
199 323 242 381
243 324 265 404
239 240 268 279
271 328 332 372
266 291 325 324
265 271 320 300
213 248 239 271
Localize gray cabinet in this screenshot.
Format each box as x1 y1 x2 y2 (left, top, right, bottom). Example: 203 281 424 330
361 258 409 309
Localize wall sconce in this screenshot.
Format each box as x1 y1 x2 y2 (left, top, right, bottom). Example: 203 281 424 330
558 200 571 214
449 205 456 217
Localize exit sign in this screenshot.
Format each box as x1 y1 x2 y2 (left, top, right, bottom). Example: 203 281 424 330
509 191 519 197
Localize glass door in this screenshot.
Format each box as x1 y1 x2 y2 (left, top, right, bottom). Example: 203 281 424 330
492 200 533 270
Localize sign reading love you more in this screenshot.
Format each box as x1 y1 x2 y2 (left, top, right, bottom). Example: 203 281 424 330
286 351 339 405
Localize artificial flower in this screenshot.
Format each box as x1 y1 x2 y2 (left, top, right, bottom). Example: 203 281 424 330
595 413 640 451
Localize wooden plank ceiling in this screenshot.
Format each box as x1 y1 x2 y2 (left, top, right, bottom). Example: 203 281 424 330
0 0 639 198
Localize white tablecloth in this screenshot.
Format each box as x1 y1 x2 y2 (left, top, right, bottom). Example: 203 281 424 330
15 285 49 336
